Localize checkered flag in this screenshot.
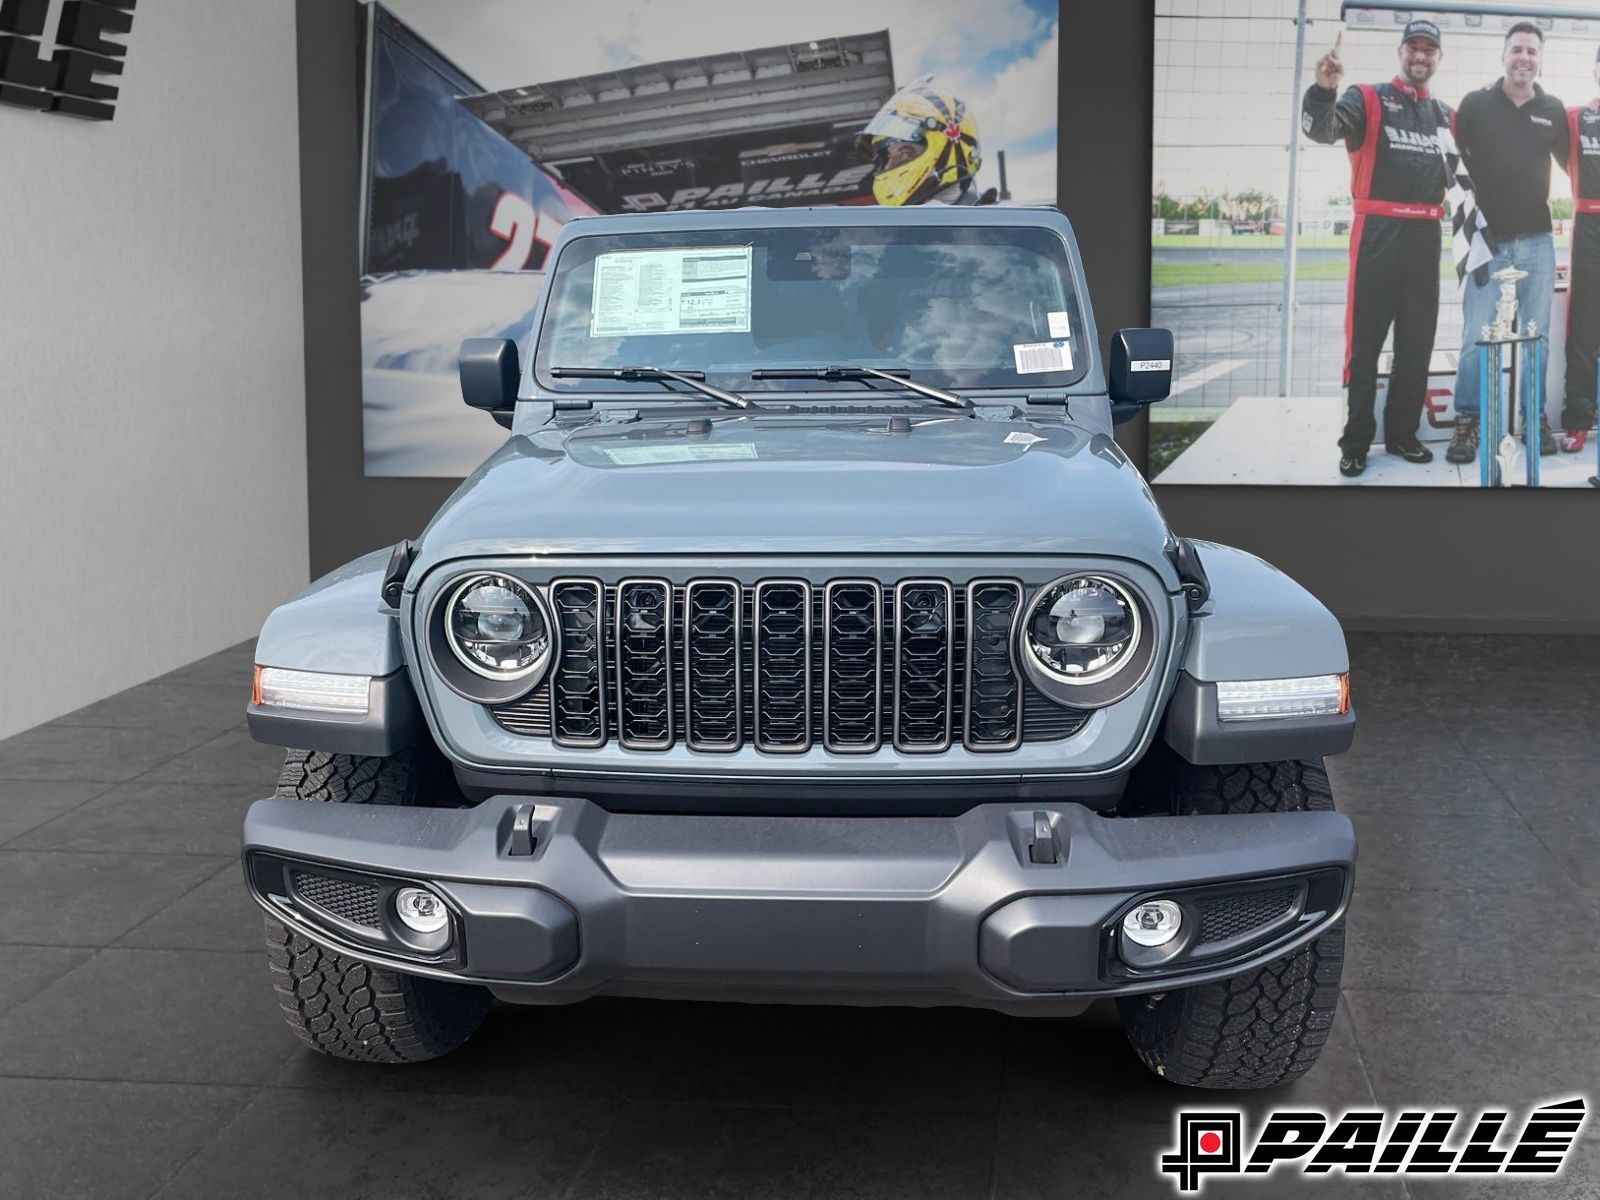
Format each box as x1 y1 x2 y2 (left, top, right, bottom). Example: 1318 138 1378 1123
1437 119 1496 285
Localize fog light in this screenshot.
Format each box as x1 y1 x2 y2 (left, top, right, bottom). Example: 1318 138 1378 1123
394 887 448 934
1122 900 1183 948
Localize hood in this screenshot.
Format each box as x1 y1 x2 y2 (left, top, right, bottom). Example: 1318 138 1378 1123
413 411 1175 579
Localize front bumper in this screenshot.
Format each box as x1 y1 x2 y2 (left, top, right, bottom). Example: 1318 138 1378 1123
242 796 1355 1016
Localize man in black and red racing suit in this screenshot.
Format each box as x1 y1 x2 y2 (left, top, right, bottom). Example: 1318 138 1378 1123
1563 72 1600 455
1302 20 1450 477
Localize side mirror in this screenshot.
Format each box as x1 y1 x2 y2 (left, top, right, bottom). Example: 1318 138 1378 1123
459 338 520 420
1107 327 1174 424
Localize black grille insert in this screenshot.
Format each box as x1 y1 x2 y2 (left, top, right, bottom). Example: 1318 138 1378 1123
685 580 742 751
893 580 954 751
615 579 673 749
823 580 883 753
291 871 380 929
964 580 1023 751
1196 886 1298 946
550 579 605 747
754 580 812 752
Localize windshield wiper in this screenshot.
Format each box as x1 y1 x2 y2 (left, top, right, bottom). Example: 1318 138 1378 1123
550 365 751 409
749 365 974 413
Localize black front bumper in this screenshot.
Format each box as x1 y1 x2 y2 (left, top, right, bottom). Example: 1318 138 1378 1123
242 796 1355 1016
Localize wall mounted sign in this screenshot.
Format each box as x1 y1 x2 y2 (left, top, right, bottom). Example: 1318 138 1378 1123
0 0 134 120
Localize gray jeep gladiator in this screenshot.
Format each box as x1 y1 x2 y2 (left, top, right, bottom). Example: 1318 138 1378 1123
243 205 1356 1089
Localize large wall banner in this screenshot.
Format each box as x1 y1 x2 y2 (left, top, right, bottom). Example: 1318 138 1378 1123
358 0 1060 477
1152 0 1600 488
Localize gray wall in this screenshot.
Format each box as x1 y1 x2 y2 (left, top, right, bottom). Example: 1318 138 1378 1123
0 0 309 739
297 0 1600 633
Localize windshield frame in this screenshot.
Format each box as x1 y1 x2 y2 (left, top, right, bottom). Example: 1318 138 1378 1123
528 220 1092 397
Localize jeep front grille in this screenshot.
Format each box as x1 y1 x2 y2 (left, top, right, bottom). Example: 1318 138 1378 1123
494 577 1090 753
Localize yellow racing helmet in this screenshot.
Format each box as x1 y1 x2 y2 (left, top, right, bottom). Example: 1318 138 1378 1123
855 77 981 206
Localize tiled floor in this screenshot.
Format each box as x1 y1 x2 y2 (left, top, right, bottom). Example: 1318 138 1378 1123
0 635 1595 1199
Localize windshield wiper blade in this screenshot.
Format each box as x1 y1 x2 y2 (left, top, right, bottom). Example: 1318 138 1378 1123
749 365 974 412
550 365 751 409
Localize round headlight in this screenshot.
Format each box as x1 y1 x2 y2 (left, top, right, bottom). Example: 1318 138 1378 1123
1024 576 1140 685
444 574 551 680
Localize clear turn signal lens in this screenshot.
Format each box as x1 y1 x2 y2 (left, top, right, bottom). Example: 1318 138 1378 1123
255 667 371 714
1215 674 1347 722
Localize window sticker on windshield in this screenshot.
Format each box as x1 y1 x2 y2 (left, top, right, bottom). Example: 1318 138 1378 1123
599 443 758 466
1046 311 1072 339
1013 341 1073 374
590 246 753 338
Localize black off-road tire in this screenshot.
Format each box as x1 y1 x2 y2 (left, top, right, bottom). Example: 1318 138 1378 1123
1116 758 1346 1089
262 746 490 1064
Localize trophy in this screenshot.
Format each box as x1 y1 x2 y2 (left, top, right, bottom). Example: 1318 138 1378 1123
1475 266 1542 488
1482 265 1531 343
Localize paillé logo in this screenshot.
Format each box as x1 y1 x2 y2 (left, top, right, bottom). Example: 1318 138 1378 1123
0 0 134 120
1160 1098 1587 1193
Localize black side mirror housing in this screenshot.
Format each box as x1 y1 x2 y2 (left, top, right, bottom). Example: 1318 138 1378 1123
1107 327 1174 425
460 338 521 426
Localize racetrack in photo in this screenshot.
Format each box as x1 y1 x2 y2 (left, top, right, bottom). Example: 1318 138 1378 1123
1152 0 1600 488
358 0 1059 478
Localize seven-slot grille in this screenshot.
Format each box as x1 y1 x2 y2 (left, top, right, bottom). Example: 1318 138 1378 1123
492 578 1091 753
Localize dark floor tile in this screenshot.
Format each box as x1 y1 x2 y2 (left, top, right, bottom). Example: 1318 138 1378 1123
117 865 263 952
0 779 107 843
991 1116 1407 1200
1481 757 1600 811
1348 813 1578 892
15 780 261 857
1344 714 1466 759
1345 989 1598 1108
276 995 671 1103
567 1102 994 1200
0 945 93 1015
999 997 1374 1128
1478 758 1600 890
0 947 291 1085
155 1087 603 1200
50 681 248 735
1398 1129 1598 1199
151 728 285 786
0 850 224 946
1327 753 1514 818
0 1078 252 1200
626 999 1005 1114
1443 708 1599 762
0 725 220 783
1346 887 1600 995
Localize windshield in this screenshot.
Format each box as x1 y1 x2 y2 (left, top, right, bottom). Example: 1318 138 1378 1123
533 224 1087 394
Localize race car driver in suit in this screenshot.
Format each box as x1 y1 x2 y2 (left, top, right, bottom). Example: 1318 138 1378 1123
1561 51 1600 455
1303 20 1451 478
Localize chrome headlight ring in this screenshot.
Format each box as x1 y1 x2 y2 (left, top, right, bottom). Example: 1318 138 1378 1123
1018 574 1157 709
426 573 555 704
